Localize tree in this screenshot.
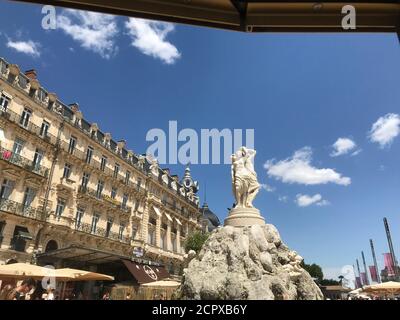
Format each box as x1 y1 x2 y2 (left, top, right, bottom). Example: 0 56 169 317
301 261 324 283
338 275 344 284
184 231 209 254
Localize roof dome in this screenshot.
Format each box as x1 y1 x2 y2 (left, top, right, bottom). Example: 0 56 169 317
200 203 220 229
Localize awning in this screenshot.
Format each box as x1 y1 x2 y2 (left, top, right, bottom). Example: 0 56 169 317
164 212 172 222
152 206 161 217
122 260 169 284
17 230 33 240
174 217 182 226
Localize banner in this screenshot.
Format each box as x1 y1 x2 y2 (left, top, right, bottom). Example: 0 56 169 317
384 253 395 276
369 266 378 283
360 272 368 286
355 276 362 289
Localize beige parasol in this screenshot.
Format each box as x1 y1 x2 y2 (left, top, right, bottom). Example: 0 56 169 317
0 263 57 280
53 268 114 281
363 281 400 295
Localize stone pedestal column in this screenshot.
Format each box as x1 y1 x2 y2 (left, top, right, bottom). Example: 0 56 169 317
224 207 265 227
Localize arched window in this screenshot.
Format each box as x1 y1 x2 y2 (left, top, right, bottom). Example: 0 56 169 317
45 240 58 252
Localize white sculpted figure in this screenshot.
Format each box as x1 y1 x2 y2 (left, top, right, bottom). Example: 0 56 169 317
231 147 260 208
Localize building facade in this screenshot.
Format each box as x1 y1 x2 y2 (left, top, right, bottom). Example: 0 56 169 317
0 57 201 281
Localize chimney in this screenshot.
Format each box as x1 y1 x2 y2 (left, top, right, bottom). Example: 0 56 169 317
25 69 37 80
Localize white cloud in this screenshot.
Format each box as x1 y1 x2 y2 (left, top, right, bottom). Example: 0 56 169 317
295 194 329 207
56 9 118 59
264 147 351 186
278 196 288 203
260 183 275 192
331 138 358 157
6 39 40 57
369 113 400 148
125 18 181 64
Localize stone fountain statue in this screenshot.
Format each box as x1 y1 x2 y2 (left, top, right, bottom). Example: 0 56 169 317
225 147 265 227
178 146 324 300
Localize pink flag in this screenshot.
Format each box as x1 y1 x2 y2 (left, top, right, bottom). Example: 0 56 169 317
355 277 362 288
384 253 395 276
369 266 378 282
361 272 368 286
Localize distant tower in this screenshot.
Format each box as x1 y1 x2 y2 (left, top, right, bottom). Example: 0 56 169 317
356 259 362 283
361 251 370 285
383 217 399 279
369 239 381 283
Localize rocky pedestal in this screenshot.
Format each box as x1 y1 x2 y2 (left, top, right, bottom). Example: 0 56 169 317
178 224 324 300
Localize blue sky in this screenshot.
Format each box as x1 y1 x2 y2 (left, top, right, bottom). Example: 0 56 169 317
1 1 400 283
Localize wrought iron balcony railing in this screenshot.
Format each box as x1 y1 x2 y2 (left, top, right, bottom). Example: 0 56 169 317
75 221 130 243
77 185 131 214
0 198 46 221
0 108 58 145
0 147 49 177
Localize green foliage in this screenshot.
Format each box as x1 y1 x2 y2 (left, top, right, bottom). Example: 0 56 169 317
301 261 324 283
184 231 209 254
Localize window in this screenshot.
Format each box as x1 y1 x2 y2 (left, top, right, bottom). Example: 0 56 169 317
0 94 10 112
122 193 128 209
19 108 32 128
75 208 84 229
100 155 107 171
96 180 104 198
0 179 14 200
137 178 142 190
125 171 130 184
172 236 177 252
63 163 72 179
90 213 100 234
118 223 125 240
161 231 167 250
22 187 36 209
111 187 117 199
106 218 113 237
32 149 44 170
162 194 167 205
85 146 93 164
134 200 140 212
12 138 25 155
132 226 138 239
81 172 90 189
114 163 120 178
147 228 156 246
68 136 77 154
55 199 66 219
40 121 50 138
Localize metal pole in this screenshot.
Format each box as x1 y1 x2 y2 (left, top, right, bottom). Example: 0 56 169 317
369 239 381 283
361 251 370 285
383 217 399 280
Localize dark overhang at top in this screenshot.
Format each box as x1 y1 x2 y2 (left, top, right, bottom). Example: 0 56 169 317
12 1 400 33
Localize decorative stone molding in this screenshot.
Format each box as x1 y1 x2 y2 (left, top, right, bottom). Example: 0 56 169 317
9 64 20 76
104 132 111 148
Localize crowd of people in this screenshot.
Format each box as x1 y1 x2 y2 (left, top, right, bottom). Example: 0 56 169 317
0 278 58 300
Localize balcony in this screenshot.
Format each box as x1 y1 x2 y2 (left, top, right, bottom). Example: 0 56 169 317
0 147 49 177
75 221 130 244
77 186 131 215
0 108 58 145
0 198 46 221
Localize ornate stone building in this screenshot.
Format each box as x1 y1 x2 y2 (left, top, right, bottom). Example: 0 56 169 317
0 57 201 283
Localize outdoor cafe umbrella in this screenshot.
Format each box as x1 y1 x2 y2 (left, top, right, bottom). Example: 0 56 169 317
53 268 114 281
0 263 57 280
141 280 180 288
363 281 400 295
